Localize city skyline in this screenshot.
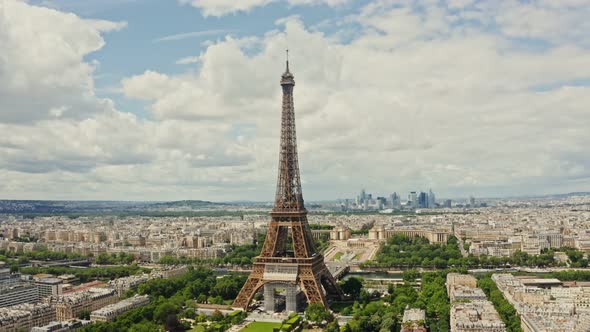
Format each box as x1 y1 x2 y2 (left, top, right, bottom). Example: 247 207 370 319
1 0 590 202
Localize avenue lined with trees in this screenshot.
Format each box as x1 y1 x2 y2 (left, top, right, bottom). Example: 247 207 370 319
478 276 522 332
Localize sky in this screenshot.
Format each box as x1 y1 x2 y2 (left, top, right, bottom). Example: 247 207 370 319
0 0 589 202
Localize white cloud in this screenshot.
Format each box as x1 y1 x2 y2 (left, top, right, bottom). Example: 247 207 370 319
122 5 590 199
36 0 138 15
87 19 128 32
497 4 590 44
178 0 274 16
469 1 590 45
287 0 349 6
153 29 236 43
0 0 126 123
179 0 349 17
447 0 474 9
176 56 201 65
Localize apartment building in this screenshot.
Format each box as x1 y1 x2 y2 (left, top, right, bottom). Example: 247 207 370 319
0 283 40 308
447 274 506 332
45 288 117 321
107 274 149 297
31 320 92 332
90 295 149 322
34 278 63 299
0 303 55 332
450 301 506 332
492 274 590 331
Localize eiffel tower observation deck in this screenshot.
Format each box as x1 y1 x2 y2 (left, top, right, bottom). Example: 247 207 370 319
232 54 343 312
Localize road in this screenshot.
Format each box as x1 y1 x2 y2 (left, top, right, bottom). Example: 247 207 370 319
456 236 468 257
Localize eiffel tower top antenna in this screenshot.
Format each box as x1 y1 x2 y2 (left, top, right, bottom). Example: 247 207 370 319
286 49 289 72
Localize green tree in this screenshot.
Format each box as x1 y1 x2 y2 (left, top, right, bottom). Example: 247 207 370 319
164 314 184 332
325 320 340 332
78 309 91 320
305 303 332 324
402 269 420 283
183 308 196 319
340 277 363 300
95 253 114 265
379 314 396 332
196 294 208 303
211 309 224 321
360 289 372 303
129 321 162 332
154 302 179 324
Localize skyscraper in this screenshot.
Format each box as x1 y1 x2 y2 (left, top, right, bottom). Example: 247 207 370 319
390 192 401 209
428 189 436 208
418 192 428 208
409 191 417 208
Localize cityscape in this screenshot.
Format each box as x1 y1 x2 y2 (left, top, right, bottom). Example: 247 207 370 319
342 189 481 211
2 1 590 332
2 192 590 332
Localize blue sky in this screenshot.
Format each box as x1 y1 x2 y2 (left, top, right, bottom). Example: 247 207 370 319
0 0 589 201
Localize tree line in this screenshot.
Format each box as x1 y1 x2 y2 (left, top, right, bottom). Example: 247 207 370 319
363 234 587 269
477 276 522 332
19 265 148 283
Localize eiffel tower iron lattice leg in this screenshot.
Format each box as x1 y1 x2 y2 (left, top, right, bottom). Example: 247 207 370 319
233 264 265 309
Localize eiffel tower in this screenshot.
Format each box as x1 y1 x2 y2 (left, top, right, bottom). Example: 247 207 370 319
232 54 343 311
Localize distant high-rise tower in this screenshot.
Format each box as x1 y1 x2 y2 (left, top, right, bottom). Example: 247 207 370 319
418 192 428 208
409 191 417 208
232 56 343 311
469 196 476 207
390 192 401 209
428 189 436 208
376 197 386 210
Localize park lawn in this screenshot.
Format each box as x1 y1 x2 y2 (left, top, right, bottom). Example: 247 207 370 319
333 252 343 261
240 321 283 332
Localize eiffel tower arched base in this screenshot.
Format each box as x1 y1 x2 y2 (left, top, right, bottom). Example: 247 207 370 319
232 256 343 310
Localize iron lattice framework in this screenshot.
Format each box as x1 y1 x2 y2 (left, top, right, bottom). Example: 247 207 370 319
233 59 343 310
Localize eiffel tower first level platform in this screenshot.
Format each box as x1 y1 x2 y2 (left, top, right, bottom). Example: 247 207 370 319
232 55 343 311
